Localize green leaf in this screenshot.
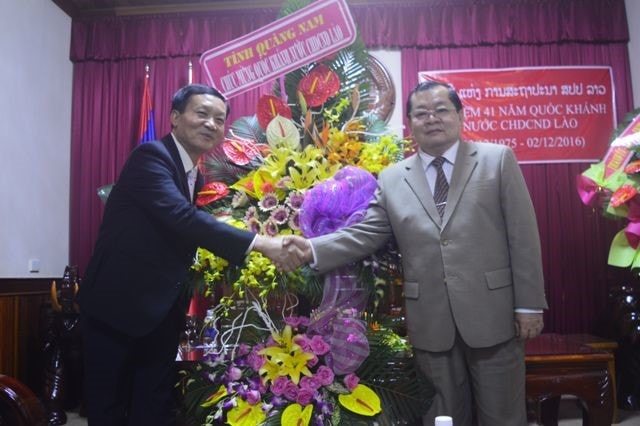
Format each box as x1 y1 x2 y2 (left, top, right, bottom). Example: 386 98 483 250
353 331 435 424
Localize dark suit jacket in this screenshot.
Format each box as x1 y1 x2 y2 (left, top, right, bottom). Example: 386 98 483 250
79 134 255 337
312 142 548 351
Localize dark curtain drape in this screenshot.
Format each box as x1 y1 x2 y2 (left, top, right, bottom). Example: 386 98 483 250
69 0 633 335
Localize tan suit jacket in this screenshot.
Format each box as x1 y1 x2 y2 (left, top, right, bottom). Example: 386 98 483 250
311 141 548 352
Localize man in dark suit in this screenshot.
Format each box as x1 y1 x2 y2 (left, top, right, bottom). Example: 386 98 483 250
286 81 548 425
79 84 301 425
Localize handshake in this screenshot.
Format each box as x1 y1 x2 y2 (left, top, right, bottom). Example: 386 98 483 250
253 235 314 272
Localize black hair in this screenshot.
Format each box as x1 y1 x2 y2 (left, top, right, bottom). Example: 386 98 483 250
170 84 230 118
405 81 463 118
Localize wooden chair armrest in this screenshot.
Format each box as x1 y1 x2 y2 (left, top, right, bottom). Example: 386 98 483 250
0 374 46 426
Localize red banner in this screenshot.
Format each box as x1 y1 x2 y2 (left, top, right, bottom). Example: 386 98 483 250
418 67 616 163
200 0 356 99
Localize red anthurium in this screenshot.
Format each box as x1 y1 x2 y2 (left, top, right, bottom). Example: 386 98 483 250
196 182 230 207
298 64 340 107
257 95 292 128
624 160 640 174
222 137 261 166
610 184 638 207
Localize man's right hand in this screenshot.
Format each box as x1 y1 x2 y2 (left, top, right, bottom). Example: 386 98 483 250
253 235 306 272
282 235 313 265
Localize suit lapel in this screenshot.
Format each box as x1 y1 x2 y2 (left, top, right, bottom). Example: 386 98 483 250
441 141 477 228
403 155 442 225
161 135 191 202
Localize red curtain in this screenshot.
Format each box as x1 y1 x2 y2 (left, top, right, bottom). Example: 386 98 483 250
69 0 633 335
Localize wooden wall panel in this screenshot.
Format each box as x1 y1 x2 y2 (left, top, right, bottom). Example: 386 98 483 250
0 278 55 395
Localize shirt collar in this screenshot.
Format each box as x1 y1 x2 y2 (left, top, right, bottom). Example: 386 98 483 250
171 132 197 174
419 141 460 171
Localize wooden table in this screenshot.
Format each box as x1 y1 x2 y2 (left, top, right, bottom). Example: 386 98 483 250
566 333 619 423
525 333 614 426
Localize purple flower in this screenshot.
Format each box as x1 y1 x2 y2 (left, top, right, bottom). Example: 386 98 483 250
284 316 302 327
309 335 330 355
270 205 290 224
246 389 262 405
293 334 312 352
283 381 299 401
270 395 288 407
306 354 319 368
244 205 258 220
344 373 360 391
300 375 321 391
276 177 292 190
263 218 279 237
315 366 334 386
222 398 235 410
246 217 262 234
250 376 268 394
296 387 315 406
247 350 265 371
286 191 305 209
298 316 310 327
271 376 289 396
258 192 278 211
237 343 251 357
288 211 300 230
226 366 242 381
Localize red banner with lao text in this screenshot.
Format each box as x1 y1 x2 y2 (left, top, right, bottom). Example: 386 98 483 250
200 0 356 99
419 67 615 163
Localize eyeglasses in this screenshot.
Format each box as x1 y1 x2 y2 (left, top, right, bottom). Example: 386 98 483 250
410 107 455 121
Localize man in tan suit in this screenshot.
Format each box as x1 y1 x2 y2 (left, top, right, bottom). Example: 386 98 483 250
286 81 548 425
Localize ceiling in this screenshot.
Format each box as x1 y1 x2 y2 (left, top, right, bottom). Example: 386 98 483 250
50 0 385 17
51 0 290 17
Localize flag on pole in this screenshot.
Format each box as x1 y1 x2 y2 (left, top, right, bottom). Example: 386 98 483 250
137 70 156 144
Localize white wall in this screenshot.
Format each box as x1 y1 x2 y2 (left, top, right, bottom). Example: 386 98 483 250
0 0 72 278
627 0 640 109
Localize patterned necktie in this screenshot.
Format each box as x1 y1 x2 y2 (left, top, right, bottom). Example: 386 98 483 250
187 168 197 202
431 156 448 218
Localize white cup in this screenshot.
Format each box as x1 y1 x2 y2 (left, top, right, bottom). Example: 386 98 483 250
435 415 453 426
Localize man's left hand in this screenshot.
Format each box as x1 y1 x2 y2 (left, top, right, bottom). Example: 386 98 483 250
514 312 544 340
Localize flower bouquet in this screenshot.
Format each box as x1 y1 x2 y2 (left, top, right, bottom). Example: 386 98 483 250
177 302 426 426
178 1 434 424
577 108 640 270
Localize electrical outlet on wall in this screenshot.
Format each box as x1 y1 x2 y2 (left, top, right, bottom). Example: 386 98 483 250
28 258 40 273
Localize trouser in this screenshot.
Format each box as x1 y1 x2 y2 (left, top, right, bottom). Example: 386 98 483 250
414 333 526 426
81 302 184 426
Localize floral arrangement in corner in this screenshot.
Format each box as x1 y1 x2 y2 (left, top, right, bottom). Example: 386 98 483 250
178 303 414 426
577 108 640 270
177 1 435 425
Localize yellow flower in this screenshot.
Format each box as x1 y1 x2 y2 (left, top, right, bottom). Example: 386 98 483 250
338 384 381 416
322 97 351 126
258 325 314 385
357 134 406 174
226 398 266 426
286 145 340 190
232 169 281 200
281 403 313 426
233 252 277 294
193 248 229 287
200 385 228 408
